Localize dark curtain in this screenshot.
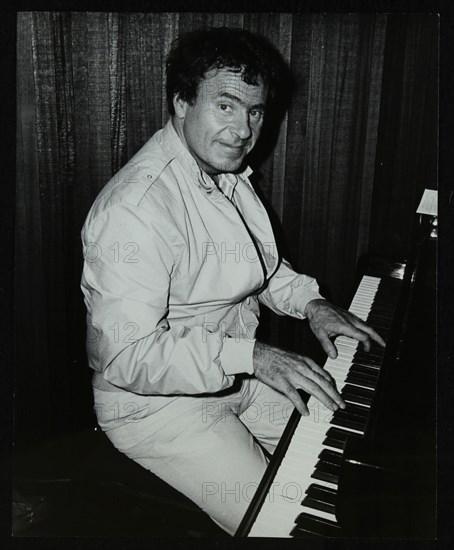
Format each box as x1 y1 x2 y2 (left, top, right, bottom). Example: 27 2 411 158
15 12 438 448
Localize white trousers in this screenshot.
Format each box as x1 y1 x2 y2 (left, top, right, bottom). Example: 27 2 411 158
93 377 294 535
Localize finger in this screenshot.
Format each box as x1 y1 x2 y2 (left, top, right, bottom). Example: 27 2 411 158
299 368 346 409
284 385 310 416
336 323 373 351
313 328 338 359
293 374 341 412
302 356 336 385
347 315 386 348
361 325 386 347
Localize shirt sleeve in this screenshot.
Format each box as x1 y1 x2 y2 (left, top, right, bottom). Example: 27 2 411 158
81 202 238 395
220 336 255 376
258 258 325 319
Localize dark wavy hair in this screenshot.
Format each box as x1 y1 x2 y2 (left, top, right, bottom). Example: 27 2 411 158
165 27 291 115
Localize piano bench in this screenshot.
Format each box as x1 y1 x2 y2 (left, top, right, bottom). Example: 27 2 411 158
13 428 225 536
76 428 194 505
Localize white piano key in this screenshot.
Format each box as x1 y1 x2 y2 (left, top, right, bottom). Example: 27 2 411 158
245 276 383 537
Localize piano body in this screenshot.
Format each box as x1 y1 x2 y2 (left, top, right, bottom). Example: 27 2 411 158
236 215 436 538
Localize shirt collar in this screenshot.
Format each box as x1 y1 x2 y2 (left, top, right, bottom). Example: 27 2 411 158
160 119 253 200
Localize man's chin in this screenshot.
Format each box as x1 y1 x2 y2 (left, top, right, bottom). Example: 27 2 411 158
215 156 247 174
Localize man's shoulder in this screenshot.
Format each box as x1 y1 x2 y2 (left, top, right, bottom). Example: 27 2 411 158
87 131 180 220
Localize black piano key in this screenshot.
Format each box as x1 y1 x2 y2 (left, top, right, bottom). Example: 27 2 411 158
312 469 339 484
324 426 361 446
368 342 388 353
306 484 338 506
342 384 375 400
323 437 347 450
312 460 340 484
318 449 343 465
366 317 392 334
341 390 373 407
367 306 395 317
353 353 383 364
353 350 383 361
349 367 380 381
323 436 346 450
302 496 337 515
353 353 383 368
350 364 380 378
335 408 368 424
368 297 397 307
351 358 381 370
345 373 377 390
369 310 395 321
349 364 379 375
344 403 369 417
366 322 390 334
346 369 378 381
292 513 341 537
355 345 385 356
330 414 366 433
368 299 395 308
369 340 387 349
367 311 393 322
349 364 379 378
354 361 383 370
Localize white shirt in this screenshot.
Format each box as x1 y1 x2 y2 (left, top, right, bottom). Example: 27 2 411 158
81 119 323 400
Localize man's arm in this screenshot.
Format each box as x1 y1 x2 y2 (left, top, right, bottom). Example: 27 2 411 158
303 298 385 359
252 341 346 416
258 257 385 358
253 258 384 411
258 258 324 319
81 202 249 395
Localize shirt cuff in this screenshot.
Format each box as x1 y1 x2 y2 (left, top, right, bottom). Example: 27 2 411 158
220 336 255 375
285 275 325 319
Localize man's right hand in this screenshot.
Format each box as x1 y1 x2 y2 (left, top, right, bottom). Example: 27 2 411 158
253 341 346 416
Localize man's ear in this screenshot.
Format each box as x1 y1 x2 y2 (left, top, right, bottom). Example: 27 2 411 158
173 95 189 119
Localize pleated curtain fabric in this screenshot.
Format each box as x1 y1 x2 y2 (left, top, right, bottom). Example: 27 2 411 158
15 12 437 445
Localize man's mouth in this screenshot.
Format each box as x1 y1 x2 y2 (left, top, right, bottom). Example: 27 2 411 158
219 142 246 152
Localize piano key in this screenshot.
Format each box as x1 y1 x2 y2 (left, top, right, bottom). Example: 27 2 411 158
353 355 382 367
312 461 340 484
323 426 361 447
349 365 380 378
292 513 342 537
302 496 337 515
353 354 384 365
298 505 338 523
345 373 377 390
341 390 373 407
241 274 403 538
322 436 346 451
343 403 370 418
331 414 366 434
306 483 338 505
329 417 365 435
342 384 375 400
318 449 343 465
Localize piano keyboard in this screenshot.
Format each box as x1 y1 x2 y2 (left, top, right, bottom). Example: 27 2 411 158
241 274 402 538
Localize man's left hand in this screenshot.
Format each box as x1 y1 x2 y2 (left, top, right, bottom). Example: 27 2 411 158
303 299 386 359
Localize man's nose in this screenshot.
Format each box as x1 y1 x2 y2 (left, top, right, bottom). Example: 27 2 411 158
231 112 252 140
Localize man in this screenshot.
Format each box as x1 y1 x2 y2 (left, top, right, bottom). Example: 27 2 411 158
80 27 384 535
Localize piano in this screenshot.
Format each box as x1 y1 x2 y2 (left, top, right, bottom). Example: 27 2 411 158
236 215 436 538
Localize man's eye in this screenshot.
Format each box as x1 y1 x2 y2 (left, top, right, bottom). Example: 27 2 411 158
250 109 264 119
219 104 232 112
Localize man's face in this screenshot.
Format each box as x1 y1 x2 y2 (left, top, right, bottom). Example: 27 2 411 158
174 67 267 175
